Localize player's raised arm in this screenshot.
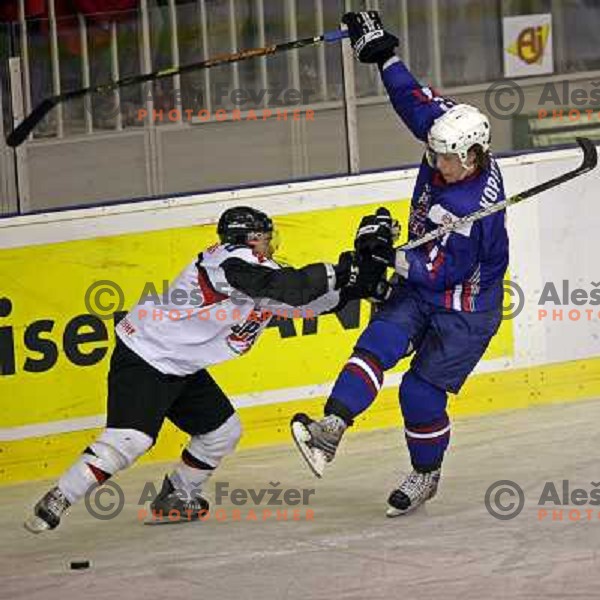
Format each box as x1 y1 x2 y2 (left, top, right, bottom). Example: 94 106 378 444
342 11 454 141
214 207 387 308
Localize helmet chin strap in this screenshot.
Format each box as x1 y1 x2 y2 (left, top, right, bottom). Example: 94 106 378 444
457 148 478 177
458 150 472 170
459 163 476 180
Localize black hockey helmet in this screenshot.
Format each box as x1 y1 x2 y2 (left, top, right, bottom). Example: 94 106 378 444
217 206 274 245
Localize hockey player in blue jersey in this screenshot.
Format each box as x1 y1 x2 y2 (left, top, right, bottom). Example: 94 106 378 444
291 11 509 517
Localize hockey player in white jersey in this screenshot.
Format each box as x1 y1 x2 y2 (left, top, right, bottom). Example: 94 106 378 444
24 206 384 532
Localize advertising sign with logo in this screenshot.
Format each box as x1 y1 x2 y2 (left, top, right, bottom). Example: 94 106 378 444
503 13 553 78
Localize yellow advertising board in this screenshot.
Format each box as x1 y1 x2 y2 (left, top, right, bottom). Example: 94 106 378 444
0 199 514 482
5 197 597 485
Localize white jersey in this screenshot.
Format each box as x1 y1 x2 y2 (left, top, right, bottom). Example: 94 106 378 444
116 244 340 375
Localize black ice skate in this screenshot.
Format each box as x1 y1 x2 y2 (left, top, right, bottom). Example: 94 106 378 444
24 486 71 533
290 413 347 478
145 475 210 525
386 469 441 517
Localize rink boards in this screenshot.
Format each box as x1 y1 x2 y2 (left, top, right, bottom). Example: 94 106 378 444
1 145 599 483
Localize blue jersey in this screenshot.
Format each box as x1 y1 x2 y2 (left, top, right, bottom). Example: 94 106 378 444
381 58 509 312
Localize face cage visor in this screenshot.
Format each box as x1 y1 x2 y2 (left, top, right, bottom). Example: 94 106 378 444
425 145 471 169
248 228 280 256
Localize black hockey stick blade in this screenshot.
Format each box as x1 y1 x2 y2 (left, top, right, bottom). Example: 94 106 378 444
5 29 348 148
575 136 598 171
6 97 60 147
515 137 597 203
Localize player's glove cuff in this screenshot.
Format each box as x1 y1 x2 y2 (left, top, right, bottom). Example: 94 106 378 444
394 250 410 278
332 251 358 289
324 262 338 291
381 55 401 71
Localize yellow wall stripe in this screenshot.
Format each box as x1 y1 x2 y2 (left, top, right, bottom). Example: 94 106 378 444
2 356 598 485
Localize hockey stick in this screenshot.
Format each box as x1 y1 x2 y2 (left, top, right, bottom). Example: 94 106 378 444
6 29 349 148
399 137 598 252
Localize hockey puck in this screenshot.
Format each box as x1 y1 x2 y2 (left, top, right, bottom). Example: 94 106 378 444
70 560 90 570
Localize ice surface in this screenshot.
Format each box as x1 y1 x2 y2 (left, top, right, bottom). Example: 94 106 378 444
2 400 600 600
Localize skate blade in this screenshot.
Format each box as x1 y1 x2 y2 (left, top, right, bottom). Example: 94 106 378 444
290 420 326 478
24 516 52 533
386 491 437 518
385 505 414 518
386 502 430 518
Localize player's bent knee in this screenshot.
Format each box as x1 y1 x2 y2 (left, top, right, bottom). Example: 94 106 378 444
399 370 448 424
187 413 242 468
94 428 154 471
355 319 411 370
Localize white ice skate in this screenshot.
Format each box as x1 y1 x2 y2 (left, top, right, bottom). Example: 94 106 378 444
290 413 347 478
386 469 441 517
24 486 71 533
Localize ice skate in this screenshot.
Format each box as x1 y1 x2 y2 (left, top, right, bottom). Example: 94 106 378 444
290 413 347 478
386 469 441 517
24 486 71 533
145 475 210 525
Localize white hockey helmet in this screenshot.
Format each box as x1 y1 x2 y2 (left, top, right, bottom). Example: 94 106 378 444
427 104 491 168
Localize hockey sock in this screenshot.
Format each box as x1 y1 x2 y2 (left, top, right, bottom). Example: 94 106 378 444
58 428 153 504
399 370 450 471
326 349 384 424
325 319 410 423
169 414 242 496
170 451 215 496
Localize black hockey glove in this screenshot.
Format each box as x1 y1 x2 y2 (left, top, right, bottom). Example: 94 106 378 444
333 250 387 297
337 271 393 307
370 272 408 305
333 250 359 289
368 277 393 304
341 11 399 65
354 207 399 268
